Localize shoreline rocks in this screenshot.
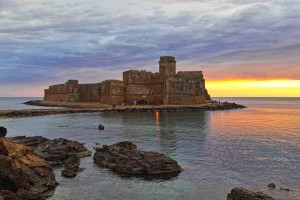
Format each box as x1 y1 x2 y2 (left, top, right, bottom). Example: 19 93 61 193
10 136 91 168
227 188 275 200
0 139 57 199
93 141 182 179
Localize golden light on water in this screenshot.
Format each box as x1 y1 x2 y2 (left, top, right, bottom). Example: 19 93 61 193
206 79 300 97
155 111 160 123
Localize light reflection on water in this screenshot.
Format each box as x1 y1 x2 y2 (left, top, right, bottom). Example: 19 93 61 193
0 98 299 200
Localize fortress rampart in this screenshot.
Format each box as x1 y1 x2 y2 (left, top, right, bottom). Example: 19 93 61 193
44 56 211 105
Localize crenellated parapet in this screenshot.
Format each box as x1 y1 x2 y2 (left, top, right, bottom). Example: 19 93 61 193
123 70 165 85
176 71 203 81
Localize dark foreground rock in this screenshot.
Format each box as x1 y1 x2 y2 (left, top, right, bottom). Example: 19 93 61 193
0 139 57 200
227 188 275 200
93 141 182 178
10 136 91 167
0 127 7 138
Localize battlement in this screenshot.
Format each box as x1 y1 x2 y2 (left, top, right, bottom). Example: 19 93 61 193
101 79 123 84
159 56 176 63
123 70 164 84
176 71 203 81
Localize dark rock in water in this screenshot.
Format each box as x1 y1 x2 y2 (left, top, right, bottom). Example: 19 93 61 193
227 187 275 200
0 127 7 138
10 136 91 167
98 124 104 130
267 183 276 189
61 169 76 178
0 139 57 199
63 154 80 172
93 141 182 178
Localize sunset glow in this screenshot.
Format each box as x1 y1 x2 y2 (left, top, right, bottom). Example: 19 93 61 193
206 80 300 97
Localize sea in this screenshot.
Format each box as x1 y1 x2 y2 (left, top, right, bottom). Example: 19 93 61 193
0 97 299 200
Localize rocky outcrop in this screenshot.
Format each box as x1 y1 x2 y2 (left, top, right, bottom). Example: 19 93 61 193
227 188 275 200
0 139 57 199
0 127 7 138
93 141 182 178
10 136 91 167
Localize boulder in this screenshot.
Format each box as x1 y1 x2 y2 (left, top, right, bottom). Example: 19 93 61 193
0 139 57 199
10 136 91 167
60 154 81 178
93 141 182 178
98 124 104 130
0 127 7 138
61 169 76 178
227 188 275 200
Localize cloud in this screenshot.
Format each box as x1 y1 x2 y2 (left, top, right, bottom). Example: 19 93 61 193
0 0 300 96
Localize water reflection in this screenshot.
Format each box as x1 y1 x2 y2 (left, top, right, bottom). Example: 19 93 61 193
153 111 209 157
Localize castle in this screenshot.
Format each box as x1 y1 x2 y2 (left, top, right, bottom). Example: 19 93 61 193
44 56 211 105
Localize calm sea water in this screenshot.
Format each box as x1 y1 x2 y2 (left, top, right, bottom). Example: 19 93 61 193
0 97 61 110
0 97 299 200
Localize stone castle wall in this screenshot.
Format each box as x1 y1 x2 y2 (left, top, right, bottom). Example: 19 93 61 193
78 83 101 102
100 80 124 104
44 56 211 105
123 70 165 104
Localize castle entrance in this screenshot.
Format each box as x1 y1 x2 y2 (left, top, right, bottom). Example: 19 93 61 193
137 99 147 105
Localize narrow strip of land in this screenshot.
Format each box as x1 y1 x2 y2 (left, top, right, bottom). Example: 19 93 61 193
0 100 246 119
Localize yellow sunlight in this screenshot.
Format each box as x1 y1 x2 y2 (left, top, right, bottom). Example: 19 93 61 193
206 80 300 97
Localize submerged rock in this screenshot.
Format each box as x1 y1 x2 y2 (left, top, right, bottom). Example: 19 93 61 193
0 127 7 138
227 187 275 200
93 141 182 178
10 136 91 167
0 139 57 199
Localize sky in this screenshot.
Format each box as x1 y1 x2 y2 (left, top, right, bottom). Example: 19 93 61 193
0 0 300 97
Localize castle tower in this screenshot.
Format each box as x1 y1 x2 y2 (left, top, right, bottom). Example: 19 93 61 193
159 56 176 77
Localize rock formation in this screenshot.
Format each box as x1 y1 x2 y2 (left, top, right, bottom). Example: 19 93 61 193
227 188 275 200
0 139 57 199
0 127 7 138
93 141 182 178
10 136 91 167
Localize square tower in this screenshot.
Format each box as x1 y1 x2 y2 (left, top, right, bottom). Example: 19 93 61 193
159 56 176 77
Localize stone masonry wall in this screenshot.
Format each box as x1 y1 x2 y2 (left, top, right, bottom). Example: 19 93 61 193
123 70 165 104
78 83 101 102
100 80 124 104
